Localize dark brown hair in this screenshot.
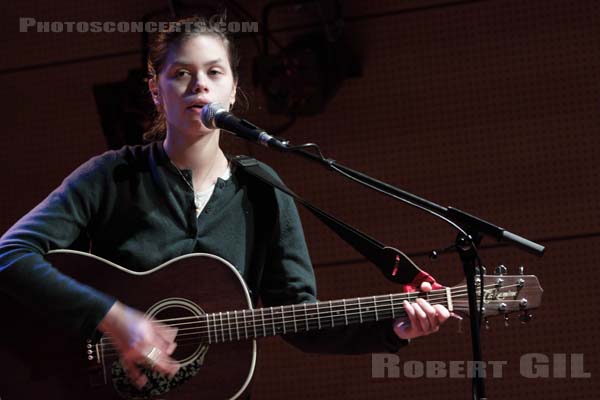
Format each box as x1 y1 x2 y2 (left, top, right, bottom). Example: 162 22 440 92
144 15 241 141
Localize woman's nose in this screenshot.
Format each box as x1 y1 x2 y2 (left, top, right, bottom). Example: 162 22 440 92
192 73 209 93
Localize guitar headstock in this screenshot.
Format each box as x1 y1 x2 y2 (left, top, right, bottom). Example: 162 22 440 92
451 266 543 323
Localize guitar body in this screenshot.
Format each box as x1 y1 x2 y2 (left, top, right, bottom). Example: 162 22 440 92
0 250 256 399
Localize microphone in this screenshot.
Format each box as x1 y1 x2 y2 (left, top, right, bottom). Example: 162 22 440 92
201 103 289 150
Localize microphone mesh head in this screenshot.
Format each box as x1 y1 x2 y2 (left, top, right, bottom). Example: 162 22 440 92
200 103 225 129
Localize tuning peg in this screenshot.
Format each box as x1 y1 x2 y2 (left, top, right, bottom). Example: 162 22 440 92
484 317 490 330
495 265 507 275
504 313 510 327
519 298 532 323
518 265 525 275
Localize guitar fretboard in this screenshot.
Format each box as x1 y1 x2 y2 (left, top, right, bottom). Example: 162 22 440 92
201 289 451 343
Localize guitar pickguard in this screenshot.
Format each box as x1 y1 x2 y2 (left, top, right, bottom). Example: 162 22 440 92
111 356 206 399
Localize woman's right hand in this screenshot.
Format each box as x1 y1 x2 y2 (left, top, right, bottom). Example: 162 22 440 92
98 301 180 388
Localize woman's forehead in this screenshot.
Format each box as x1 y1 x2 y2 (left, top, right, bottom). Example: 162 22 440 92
165 35 230 67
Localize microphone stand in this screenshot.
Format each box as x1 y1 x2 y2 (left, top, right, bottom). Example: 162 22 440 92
270 143 545 400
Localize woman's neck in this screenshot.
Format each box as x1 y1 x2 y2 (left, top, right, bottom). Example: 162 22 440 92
163 128 221 168
163 129 228 191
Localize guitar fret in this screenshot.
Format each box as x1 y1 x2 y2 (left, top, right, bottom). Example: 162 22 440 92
261 308 266 337
389 294 395 318
329 301 335 327
292 305 297 332
373 296 379 321
358 298 363 323
234 311 240 341
226 311 232 342
304 303 309 331
316 302 321 329
219 312 225 342
281 306 286 334
206 314 211 344
270 307 276 336
252 309 257 338
242 309 248 339
213 313 219 343
343 299 348 325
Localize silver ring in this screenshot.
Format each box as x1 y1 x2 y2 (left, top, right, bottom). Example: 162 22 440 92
145 347 161 366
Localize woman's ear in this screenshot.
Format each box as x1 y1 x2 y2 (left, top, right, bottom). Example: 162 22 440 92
148 78 161 106
228 80 238 110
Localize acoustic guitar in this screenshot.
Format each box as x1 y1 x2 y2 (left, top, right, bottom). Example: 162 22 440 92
0 249 543 399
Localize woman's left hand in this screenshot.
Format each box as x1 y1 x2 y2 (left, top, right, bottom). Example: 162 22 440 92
393 282 451 340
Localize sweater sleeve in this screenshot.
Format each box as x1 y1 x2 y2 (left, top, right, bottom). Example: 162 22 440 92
258 174 408 354
0 154 117 337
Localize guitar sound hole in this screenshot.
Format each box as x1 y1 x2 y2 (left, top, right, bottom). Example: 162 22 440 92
111 298 209 398
145 297 209 366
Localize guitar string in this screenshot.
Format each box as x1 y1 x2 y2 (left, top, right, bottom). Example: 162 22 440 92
100 281 509 329
168 299 518 340
108 298 519 347
97 283 527 354
97 285 473 348
97 283 524 350
101 282 521 336
97 304 481 360
99 289 531 358
97 286 520 354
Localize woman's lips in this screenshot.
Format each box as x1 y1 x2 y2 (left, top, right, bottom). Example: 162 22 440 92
186 105 204 113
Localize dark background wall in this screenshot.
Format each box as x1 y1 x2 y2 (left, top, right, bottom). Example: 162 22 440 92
1 0 598 398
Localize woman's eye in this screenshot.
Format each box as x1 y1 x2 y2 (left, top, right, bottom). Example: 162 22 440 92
175 70 190 77
209 69 222 76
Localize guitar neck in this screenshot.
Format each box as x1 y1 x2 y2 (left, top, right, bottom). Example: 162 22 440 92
202 289 451 343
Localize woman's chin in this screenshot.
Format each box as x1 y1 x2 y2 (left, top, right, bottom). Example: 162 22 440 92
186 124 218 138
166 119 218 139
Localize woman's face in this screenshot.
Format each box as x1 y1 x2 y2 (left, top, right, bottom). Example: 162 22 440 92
151 34 237 138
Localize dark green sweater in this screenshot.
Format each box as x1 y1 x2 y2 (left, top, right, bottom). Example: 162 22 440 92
0 141 406 354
